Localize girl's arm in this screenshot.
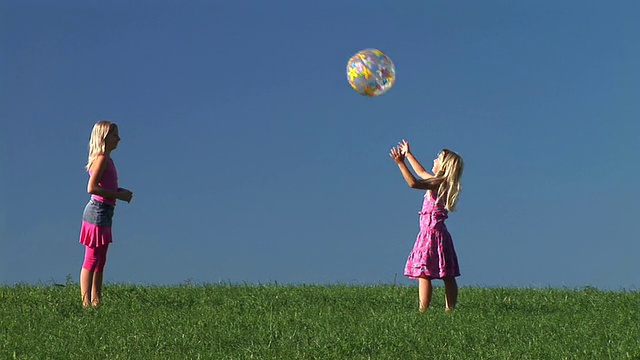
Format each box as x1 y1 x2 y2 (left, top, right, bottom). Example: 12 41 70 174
405 153 434 180
87 155 132 202
390 147 433 190
399 140 433 180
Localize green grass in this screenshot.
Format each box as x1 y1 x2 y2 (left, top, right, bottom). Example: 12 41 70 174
1 283 638 359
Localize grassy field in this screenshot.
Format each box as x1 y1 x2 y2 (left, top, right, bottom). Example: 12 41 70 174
1 283 638 359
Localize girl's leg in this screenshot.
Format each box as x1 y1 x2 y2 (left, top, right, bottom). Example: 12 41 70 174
81 246 97 307
418 276 433 312
90 244 109 307
80 268 93 307
443 276 458 311
91 271 104 307
81 245 107 307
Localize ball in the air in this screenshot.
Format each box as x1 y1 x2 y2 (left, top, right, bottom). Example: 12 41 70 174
346 48 396 97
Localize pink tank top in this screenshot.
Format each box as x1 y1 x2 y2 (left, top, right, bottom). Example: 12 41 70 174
89 157 119 206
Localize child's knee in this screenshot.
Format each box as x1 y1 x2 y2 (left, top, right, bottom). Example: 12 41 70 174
82 245 109 272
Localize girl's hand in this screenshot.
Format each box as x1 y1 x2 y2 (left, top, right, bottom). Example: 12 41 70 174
389 146 405 164
117 188 134 203
398 139 411 155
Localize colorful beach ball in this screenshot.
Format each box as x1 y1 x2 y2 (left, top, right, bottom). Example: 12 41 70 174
346 48 396 97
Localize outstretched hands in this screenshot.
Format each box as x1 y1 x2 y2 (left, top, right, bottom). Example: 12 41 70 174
389 146 405 164
398 139 411 155
389 139 411 164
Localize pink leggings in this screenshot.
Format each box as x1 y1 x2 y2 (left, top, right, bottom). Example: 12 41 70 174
82 244 110 272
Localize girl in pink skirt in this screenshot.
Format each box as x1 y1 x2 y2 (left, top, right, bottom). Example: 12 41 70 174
79 121 133 307
390 140 464 312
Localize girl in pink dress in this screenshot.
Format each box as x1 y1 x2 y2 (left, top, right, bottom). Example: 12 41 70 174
390 140 464 312
79 121 133 307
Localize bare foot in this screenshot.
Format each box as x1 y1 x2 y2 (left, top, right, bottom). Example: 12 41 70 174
419 302 428 313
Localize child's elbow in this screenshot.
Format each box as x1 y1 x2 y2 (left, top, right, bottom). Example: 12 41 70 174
409 180 428 190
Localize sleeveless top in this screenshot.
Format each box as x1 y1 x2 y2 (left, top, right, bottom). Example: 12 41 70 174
89 157 118 206
419 190 448 230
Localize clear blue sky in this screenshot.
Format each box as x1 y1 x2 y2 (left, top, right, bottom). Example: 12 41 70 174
1 1 638 289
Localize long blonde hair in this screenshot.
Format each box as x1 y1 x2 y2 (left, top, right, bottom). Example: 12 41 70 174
86 120 117 171
431 149 464 212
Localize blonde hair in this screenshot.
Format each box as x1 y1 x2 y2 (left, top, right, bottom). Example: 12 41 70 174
86 120 117 171
431 149 464 212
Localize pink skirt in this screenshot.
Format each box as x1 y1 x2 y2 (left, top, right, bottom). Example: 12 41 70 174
404 223 460 279
79 221 112 247
79 199 114 248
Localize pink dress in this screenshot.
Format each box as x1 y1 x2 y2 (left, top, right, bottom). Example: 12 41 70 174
404 190 460 279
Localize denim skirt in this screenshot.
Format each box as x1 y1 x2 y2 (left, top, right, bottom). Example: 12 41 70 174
79 199 114 247
83 198 114 226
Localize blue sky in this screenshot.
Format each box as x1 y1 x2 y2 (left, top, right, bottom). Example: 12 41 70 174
1 1 638 289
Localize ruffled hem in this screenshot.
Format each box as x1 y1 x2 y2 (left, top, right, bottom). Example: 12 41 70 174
404 268 460 280
404 231 459 279
79 220 112 247
404 249 460 279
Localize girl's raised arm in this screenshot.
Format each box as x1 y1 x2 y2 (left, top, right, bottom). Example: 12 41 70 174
390 147 433 190
399 140 433 180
